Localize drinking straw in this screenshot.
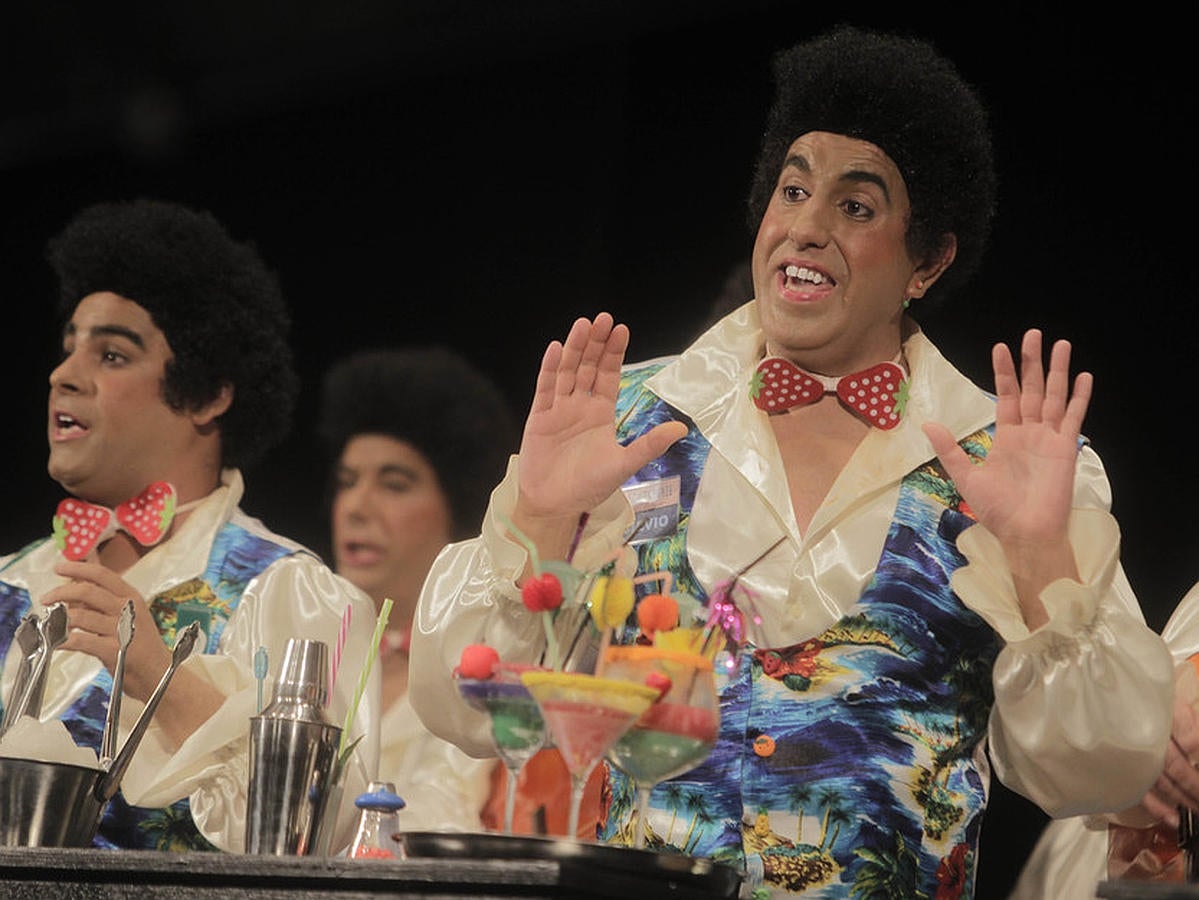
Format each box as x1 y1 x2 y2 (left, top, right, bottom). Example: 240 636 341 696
565 512 589 564
561 571 601 668
564 519 649 666
699 537 783 657
329 603 352 697
340 597 392 756
498 513 563 669
253 645 268 712
595 569 674 667
633 570 673 596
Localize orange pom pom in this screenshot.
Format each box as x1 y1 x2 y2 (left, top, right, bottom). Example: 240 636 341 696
637 593 679 637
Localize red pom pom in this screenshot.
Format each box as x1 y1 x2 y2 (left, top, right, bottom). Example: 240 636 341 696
645 671 672 700
457 643 500 680
521 572 564 612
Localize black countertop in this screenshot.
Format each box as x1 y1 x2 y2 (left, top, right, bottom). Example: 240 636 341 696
0 834 743 900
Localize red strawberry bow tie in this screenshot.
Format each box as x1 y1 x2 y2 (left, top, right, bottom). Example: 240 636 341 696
750 357 910 430
52 481 178 560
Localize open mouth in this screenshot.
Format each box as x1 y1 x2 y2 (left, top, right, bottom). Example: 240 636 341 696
783 264 835 288
53 411 89 436
339 541 384 566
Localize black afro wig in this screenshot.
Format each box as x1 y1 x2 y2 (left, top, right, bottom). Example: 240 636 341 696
46 197 299 470
317 347 519 541
748 25 997 300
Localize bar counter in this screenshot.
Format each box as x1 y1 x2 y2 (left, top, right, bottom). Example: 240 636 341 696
1097 882 1199 898
12 846 1199 897
0 833 743 899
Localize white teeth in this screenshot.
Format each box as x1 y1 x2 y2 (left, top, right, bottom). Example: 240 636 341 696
784 264 829 285
56 414 79 428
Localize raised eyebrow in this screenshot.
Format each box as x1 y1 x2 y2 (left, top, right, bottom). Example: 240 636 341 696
780 154 892 204
781 153 812 176
61 321 147 349
841 170 892 204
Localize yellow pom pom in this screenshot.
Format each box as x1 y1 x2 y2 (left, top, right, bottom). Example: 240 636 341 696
588 575 635 629
587 576 609 629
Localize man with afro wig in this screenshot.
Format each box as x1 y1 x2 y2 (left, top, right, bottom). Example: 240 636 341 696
409 26 1175 897
0 198 380 853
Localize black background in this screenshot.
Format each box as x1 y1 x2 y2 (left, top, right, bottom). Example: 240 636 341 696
1 3 1190 893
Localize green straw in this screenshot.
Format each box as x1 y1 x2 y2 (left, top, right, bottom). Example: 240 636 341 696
339 597 392 756
499 513 562 670
498 512 541 575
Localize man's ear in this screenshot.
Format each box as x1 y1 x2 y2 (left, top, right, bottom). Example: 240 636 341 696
907 234 958 300
192 382 233 428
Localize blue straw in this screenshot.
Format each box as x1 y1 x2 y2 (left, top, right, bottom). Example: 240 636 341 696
254 645 268 712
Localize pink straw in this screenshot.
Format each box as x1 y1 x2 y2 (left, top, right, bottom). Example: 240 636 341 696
330 603 352 697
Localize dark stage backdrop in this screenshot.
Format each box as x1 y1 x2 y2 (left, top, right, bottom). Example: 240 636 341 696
1 3 1189 895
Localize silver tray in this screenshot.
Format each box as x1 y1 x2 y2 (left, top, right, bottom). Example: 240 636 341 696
401 831 742 898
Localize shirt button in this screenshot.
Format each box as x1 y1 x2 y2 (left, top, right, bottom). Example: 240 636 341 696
753 734 776 757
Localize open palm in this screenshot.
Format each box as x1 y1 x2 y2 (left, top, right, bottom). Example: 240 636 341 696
924 329 1093 551
516 313 687 527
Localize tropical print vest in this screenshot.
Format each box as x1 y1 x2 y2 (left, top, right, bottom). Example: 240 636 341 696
599 362 1001 898
0 522 297 851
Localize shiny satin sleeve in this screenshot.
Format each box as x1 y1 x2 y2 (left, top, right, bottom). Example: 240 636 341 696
393 741 494 832
409 456 634 759
1009 585 1199 899
1160 581 1199 663
117 554 382 853
952 446 1173 818
1007 814 1109 900
380 698 496 832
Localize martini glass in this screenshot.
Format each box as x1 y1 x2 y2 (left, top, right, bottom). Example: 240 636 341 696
601 646 720 849
520 670 658 840
455 663 549 835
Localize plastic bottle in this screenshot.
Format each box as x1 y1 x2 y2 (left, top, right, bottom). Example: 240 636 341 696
348 781 406 859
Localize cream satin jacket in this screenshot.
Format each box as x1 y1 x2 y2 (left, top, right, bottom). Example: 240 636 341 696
0 469 382 852
411 302 1173 819
379 691 494 832
1013 579 1199 899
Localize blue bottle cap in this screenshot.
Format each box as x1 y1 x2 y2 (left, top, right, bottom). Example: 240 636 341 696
355 787 406 812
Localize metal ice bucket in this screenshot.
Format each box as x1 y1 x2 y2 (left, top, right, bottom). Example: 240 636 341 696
0 758 112 847
0 621 200 847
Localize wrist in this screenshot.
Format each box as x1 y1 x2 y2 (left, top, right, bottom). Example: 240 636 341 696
1002 538 1077 631
510 500 586 574
1001 535 1077 583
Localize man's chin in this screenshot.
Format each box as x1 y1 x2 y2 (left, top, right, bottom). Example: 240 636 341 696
46 462 76 495
46 463 99 503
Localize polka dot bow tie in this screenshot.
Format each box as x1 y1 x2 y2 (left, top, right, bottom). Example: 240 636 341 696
749 357 910 430
52 481 178 561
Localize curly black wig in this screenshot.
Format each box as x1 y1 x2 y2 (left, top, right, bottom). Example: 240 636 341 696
45 198 299 470
748 25 997 299
317 347 519 541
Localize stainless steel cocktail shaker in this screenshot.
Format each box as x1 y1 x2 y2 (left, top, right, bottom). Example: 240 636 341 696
245 638 342 855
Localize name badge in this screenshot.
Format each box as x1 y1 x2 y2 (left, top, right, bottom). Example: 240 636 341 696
622 476 681 544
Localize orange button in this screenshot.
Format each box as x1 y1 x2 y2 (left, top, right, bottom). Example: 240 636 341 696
753 734 775 757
